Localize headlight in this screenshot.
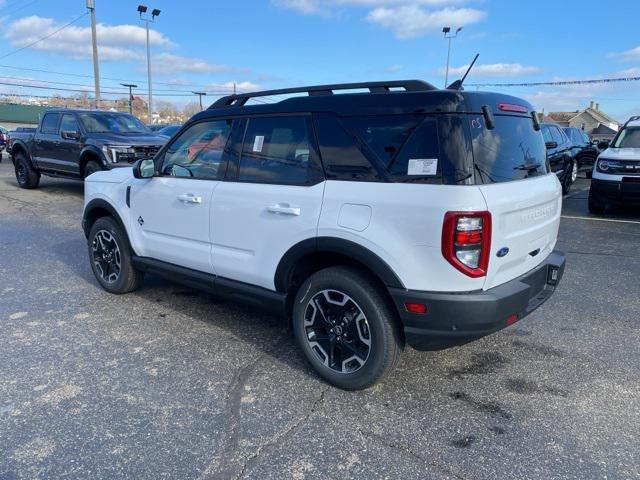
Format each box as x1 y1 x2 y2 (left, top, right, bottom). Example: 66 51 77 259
102 145 135 163
598 158 623 173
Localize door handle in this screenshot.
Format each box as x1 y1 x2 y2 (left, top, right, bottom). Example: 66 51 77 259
267 203 300 216
54 141 60 146
177 193 202 204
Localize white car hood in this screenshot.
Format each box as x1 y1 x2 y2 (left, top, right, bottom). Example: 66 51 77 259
600 147 640 160
86 167 133 183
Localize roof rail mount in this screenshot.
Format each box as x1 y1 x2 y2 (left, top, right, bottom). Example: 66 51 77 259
210 80 436 108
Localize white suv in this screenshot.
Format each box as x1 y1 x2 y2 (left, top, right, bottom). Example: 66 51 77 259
83 81 566 390
589 116 640 213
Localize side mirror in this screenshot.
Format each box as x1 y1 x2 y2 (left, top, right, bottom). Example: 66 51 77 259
132 158 155 179
61 130 80 140
597 141 610 150
545 141 558 149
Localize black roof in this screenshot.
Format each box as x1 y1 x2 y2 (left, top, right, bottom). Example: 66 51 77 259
592 123 617 135
42 108 133 115
192 80 535 121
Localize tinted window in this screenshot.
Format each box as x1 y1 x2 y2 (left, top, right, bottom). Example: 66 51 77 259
541 125 553 143
550 127 565 144
41 114 59 134
79 113 149 133
161 119 233 180
613 126 640 148
239 116 323 185
471 115 547 183
59 114 79 134
314 113 381 182
582 132 590 143
342 115 441 183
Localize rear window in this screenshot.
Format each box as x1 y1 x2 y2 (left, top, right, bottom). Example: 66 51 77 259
342 115 441 184
470 114 547 183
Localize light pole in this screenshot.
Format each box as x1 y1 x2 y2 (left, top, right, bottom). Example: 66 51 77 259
443 26 462 88
192 91 207 110
121 83 137 114
87 0 100 108
138 5 160 123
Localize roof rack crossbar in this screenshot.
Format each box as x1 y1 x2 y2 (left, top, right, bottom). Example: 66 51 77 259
209 80 435 108
623 115 640 127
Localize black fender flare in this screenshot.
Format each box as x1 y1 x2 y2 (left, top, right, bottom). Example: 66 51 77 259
80 145 107 168
274 237 404 293
82 198 127 239
10 141 33 166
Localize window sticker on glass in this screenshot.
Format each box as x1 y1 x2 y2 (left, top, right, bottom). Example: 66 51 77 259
253 135 265 152
407 158 437 176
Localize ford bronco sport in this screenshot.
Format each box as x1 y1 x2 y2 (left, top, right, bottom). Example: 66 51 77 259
82 80 566 390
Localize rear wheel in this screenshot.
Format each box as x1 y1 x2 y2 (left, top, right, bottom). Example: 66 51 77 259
88 216 143 294
562 160 576 195
14 151 40 189
588 190 605 215
292 266 402 390
84 160 102 178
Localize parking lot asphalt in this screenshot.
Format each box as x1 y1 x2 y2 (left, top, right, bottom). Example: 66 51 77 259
0 163 639 480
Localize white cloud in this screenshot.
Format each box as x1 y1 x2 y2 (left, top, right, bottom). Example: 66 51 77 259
609 45 640 61
152 53 231 75
275 0 468 14
366 6 486 39
443 63 540 77
3 15 174 61
386 63 404 72
205 81 261 93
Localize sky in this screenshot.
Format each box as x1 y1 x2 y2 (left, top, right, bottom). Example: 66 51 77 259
0 0 639 120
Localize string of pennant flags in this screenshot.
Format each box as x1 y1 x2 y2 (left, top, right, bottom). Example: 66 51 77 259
469 76 640 87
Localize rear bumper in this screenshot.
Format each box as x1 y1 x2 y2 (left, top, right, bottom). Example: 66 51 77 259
389 250 566 351
591 178 640 205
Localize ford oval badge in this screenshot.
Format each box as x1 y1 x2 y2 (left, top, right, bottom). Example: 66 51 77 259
497 247 509 258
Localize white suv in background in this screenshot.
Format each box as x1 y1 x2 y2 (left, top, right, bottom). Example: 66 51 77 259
589 116 640 213
83 81 566 390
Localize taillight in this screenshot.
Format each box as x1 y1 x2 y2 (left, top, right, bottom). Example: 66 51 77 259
442 211 492 278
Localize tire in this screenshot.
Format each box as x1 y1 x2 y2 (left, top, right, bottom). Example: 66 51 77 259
88 216 143 294
588 190 605 215
292 266 403 390
84 160 102 179
562 160 576 195
586 170 592 179
14 151 40 189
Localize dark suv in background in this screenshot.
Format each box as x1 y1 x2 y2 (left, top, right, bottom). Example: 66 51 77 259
540 122 577 194
8 109 166 189
563 126 598 178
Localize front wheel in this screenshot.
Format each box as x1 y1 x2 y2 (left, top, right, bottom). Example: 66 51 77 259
88 216 143 294
84 160 102 179
292 266 403 390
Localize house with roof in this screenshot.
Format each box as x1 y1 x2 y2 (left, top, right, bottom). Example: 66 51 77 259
548 101 620 140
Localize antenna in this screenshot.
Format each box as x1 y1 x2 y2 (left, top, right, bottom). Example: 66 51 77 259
447 53 479 91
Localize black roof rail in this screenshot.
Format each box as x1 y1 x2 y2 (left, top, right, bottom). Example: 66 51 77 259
622 115 640 127
209 80 436 108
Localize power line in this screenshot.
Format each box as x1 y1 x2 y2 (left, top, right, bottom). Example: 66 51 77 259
469 76 640 88
0 11 89 61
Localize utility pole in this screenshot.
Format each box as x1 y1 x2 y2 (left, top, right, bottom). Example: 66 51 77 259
87 0 100 108
442 26 463 88
121 83 137 114
138 5 161 123
192 91 206 110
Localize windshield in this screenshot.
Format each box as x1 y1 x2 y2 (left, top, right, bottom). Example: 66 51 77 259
612 126 640 148
470 114 548 183
79 113 150 134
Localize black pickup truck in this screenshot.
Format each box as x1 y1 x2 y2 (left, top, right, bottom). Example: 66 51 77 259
8 109 166 189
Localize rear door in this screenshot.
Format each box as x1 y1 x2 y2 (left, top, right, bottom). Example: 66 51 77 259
470 114 562 290
211 115 325 290
128 118 234 273
33 113 60 169
56 113 82 175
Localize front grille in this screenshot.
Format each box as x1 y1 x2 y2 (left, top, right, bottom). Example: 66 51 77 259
598 159 640 175
117 145 162 163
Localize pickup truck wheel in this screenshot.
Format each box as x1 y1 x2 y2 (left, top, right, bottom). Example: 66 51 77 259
88 216 143 294
292 266 402 390
84 160 102 178
562 161 575 195
14 152 40 189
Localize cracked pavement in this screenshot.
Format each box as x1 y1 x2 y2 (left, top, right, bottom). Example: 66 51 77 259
0 164 639 479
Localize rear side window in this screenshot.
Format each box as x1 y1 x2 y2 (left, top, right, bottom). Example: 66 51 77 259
550 127 565 144
239 116 323 185
342 115 441 183
41 114 59 134
470 114 547 183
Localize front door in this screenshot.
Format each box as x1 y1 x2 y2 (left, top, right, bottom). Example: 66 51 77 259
129 118 234 274
211 115 325 290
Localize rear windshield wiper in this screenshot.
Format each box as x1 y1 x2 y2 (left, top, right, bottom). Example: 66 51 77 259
514 163 541 171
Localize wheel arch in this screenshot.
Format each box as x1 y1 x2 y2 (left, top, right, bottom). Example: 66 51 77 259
275 237 405 295
82 199 129 243
79 146 105 175
11 141 31 166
